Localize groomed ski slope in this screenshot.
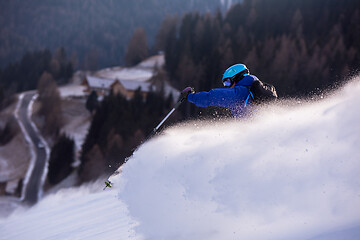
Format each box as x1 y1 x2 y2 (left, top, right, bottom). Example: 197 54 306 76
1 77 360 240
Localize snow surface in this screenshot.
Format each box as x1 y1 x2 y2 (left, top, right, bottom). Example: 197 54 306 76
1 77 360 240
58 84 87 98
97 67 153 82
96 55 165 82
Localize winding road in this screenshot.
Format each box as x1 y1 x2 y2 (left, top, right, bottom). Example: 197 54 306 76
15 92 49 204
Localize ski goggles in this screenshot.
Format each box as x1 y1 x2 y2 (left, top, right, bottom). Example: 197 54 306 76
222 77 233 87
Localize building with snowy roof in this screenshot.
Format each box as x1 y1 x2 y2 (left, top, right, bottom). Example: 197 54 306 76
82 75 152 99
82 54 180 100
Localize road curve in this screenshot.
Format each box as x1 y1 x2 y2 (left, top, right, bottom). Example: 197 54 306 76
15 92 49 204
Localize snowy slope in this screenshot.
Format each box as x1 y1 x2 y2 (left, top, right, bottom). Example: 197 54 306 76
1 77 360 240
0 183 142 240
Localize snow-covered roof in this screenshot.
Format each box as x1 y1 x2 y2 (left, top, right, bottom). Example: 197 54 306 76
97 68 152 82
95 54 165 82
86 76 114 89
85 54 180 99
85 75 153 92
119 79 151 92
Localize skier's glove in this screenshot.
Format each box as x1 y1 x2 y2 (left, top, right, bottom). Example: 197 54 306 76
181 87 195 99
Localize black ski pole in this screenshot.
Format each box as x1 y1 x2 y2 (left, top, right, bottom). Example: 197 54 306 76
146 96 185 140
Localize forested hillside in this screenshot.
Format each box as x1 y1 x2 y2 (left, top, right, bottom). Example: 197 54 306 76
0 0 238 69
160 0 359 97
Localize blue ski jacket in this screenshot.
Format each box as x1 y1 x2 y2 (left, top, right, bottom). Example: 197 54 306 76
187 74 258 118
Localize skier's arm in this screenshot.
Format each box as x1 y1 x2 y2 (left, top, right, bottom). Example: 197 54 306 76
187 88 236 108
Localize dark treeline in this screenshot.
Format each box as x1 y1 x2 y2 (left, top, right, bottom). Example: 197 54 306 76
0 47 73 106
47 134 75 185
159 0 359 98
79 90 175 182
0 0 239 69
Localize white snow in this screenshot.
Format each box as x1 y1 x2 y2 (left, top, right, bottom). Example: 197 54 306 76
1 77 360 240
58 84 87 98
137 54 165 69
0 183 142 240
97 67 153 82
96 54 165 82
61 115 90 154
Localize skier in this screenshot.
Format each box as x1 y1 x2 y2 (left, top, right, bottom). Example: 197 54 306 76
181 63 258 118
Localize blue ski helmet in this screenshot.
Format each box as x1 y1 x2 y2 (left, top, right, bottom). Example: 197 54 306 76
222 64 249 87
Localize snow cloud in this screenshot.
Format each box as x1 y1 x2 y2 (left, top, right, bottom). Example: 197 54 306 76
116 77 360 240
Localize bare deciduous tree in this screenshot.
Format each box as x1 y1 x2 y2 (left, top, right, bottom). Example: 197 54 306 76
37 72 63 136
125 27 149 66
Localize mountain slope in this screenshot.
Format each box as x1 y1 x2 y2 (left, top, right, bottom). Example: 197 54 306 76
115 77 360 239
1 76 360 239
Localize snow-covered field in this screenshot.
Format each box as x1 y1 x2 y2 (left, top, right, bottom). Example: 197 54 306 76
96 54 164 82
1 77 360 240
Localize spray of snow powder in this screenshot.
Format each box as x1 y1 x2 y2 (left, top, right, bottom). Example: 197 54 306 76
1 77 360 240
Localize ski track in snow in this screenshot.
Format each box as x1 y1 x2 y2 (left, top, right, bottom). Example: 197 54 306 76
1 77 360 240
0 183 143 240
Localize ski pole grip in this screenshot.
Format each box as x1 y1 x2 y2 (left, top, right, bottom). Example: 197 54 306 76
174 97 185 108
